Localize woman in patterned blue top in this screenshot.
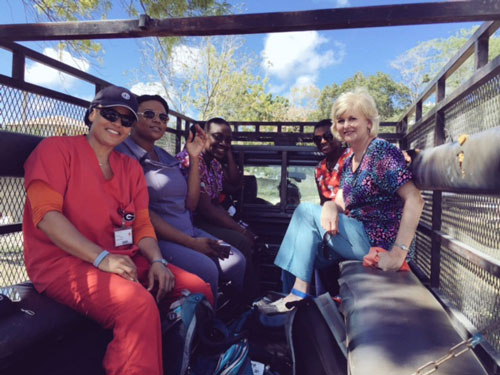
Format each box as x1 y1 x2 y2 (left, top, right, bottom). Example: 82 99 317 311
261 88 424 314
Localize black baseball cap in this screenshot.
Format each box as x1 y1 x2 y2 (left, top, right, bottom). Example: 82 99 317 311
84 85 138 126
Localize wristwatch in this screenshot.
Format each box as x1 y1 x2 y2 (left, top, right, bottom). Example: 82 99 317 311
394 243 409 252
151 258 168 267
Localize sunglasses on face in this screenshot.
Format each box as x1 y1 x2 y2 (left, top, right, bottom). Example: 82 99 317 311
138 110 169 124
313 132 334 145
210 132 232 144
97 108 136 128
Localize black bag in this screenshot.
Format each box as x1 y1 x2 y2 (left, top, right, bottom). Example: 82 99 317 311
0 294 18 318
285 293 347 375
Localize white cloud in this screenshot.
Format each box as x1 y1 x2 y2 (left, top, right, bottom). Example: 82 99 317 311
268 83 287 95
170 44 202 77
260 31 345 83
130 81 165 96
25 48 90 90
293 75 316 89
336 0 350 7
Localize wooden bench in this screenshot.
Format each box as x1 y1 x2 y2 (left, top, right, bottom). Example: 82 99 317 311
339 127 500 375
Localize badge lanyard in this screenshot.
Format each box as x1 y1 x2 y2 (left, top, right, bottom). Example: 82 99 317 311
114 208 135 247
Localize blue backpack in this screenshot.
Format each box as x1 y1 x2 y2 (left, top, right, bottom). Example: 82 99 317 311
190 310 253 375
162 291 253 375
162 291 214 375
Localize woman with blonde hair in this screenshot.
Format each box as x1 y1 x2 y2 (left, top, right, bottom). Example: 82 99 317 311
260 88 424 314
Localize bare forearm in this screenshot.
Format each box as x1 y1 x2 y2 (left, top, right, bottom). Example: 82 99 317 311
198 197 243 233
137 237 163 262
185 157 200 211
149 210 197 249
224 151 241 186
330 188 345 214
316 181 327 205
394 193 424 248
377 183 424 271
37 211 102 263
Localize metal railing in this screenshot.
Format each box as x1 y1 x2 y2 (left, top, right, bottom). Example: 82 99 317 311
397 21 500 371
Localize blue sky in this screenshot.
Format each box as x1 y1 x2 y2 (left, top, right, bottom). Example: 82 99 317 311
0 0 480 115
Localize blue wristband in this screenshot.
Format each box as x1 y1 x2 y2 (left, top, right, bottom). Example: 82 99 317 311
93 250 110 268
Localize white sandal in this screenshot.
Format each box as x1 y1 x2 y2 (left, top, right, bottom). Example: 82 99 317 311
257 297 294 315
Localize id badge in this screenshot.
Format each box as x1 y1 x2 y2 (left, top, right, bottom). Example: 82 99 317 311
114 227 133 247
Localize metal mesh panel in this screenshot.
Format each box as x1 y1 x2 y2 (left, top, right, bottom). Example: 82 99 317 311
414 230 432 279
0 178 25 224
0 232 28 286
409 66 500 360
156 131 177 155
1 85 88 136
408 116 435 150
444 74 500 141
0 84 88 287
441 193 500 261
440 245 500 354
420 190 433 228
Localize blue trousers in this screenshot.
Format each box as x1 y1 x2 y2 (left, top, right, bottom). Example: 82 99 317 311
159 227 246 299
274 202 371 291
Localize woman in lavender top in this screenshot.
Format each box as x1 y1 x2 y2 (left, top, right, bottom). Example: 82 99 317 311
116 95 246 300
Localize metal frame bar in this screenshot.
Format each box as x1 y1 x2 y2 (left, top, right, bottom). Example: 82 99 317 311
0 2 499 41
0 224 22 235
406 52 500 140
400 21 500 126
1 41 111 87
0 73 89 107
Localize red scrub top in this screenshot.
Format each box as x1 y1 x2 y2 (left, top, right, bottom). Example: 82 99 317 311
23 135 155 292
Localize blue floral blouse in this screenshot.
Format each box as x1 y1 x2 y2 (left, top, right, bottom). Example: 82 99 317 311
341 138 412 250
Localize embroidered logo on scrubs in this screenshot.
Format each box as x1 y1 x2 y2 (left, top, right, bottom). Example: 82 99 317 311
123 212 135 222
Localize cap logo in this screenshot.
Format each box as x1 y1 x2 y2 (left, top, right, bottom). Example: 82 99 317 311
121 92 131 100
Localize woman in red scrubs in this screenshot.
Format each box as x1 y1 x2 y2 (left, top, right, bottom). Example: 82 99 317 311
23 85 213 375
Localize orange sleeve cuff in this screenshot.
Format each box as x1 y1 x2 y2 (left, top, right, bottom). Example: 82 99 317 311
134 208 157 243
27 180 63 227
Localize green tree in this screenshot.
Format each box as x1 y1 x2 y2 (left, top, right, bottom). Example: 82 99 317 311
315 72 411 121
391 27 500 100
316 83 341 121
134 36 289 121
190 38 289 121
285 85 321 122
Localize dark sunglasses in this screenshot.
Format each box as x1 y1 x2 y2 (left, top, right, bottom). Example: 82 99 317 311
138 110 169 124
313 132 334 145
97 108 136 128
211 132 232 144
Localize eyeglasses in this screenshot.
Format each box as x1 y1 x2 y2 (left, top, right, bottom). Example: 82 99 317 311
98 108 136 128
313 132 334 145
138 110 169 124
